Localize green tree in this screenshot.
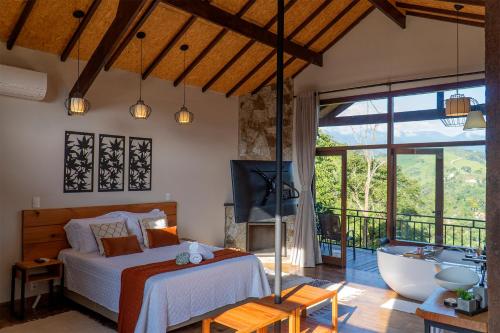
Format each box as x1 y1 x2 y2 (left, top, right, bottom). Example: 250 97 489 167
315 130 422 214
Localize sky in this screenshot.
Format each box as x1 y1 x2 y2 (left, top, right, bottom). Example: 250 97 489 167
324 86 485 145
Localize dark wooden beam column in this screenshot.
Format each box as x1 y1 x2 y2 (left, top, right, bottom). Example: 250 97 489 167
486 0 500 331
104 0 161 71
172 0 255 87
162 0 322 66
61 0 102 62
69 0 146 97
368 0 406 28
6 0 36 50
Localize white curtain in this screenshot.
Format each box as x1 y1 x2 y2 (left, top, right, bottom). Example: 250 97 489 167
291 91 322 267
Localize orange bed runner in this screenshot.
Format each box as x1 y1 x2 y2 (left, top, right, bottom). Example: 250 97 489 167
118 248 251 333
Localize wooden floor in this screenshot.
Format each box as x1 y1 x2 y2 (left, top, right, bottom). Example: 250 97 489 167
321 245 380 275
0 254 423 333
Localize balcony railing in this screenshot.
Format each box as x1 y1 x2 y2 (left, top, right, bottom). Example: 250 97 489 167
317 207 486 250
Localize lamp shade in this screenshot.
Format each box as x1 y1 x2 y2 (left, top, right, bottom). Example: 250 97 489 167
129 100 152 119
463 110 486 131
175 105 194 124
445 94 470 117
65 95 90 115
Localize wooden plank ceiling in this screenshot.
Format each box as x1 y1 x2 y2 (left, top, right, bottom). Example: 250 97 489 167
0 0 485 97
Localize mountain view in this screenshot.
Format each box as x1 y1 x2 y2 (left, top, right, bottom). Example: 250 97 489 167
315 129 486 248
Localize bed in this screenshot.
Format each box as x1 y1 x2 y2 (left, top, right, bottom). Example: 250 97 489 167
22 202 271 333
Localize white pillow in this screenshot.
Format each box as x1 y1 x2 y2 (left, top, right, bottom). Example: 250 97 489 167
64 216 126 253
139 217 169 248
90 221 129 256
101 209 166 244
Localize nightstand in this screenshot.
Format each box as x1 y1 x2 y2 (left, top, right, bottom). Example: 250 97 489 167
10 259 64 319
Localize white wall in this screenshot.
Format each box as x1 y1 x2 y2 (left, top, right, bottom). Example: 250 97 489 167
295 11 485 95
0 44 238 302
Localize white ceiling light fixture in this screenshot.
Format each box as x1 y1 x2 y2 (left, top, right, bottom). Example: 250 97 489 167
65 10 90 116
175 44 194 125
463 109 486 130
129 31 152 120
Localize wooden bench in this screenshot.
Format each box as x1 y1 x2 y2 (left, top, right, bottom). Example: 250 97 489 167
202 301 296 333
255 284 338 333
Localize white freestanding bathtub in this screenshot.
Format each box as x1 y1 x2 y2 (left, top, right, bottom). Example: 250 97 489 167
377 246 477 301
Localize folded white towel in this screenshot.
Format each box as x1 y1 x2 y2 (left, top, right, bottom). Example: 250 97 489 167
199 246 214 260
189 241 214 260
189 253 203 264
189 242 200 253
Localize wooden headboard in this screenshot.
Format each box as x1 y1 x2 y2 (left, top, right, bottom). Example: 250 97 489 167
22 202 177 260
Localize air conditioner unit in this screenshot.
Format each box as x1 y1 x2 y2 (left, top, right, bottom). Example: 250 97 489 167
0 64 47 101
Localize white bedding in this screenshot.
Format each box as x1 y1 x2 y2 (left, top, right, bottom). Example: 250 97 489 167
59 242 271 333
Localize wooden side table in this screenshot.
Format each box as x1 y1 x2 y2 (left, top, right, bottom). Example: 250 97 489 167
202 301 295 333
416 288 488 333
10 259 64 319
255 284 339 333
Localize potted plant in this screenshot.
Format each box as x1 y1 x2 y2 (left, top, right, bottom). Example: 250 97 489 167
456 288 478 313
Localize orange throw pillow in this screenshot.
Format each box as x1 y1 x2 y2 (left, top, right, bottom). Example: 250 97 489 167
146 226 180 248
101 235 143 257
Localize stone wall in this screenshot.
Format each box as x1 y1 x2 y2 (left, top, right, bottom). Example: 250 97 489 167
224 204 295 253
225 79 296 256
238 78 294 161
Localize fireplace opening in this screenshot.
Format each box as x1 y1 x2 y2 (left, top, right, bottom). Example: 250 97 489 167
247 222 286 257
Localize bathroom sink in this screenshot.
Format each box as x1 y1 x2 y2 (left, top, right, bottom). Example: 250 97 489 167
435 266 480 291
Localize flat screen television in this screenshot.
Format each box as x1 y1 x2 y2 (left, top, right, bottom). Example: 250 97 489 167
230 160 299 223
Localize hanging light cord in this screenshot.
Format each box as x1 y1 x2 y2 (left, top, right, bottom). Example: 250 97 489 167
183 50 186 107
139 37 143 101
76 15 81 95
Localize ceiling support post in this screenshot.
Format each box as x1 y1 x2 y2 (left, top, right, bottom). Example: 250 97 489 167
274 0 284 306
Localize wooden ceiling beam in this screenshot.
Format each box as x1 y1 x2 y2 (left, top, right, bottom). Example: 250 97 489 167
69 0 147 97
251 0 362 94
6 0 36 50
286 0 332 39
291 5 375 80
104 0 161 71
61 0 102 62
396 2 485 21
368 0 406 28
438 0 485 6
226 50 277 97
320 6 375 53
162 0 322 66
172 0 256 87
407 11 484 27
142 15 196 79
201 0 297 93
250 57 294 94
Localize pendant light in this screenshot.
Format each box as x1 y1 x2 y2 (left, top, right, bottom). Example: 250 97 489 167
463 109 486 130
175 44 194 125
65 10 90 116
129 32 152 119
442 4 484 129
